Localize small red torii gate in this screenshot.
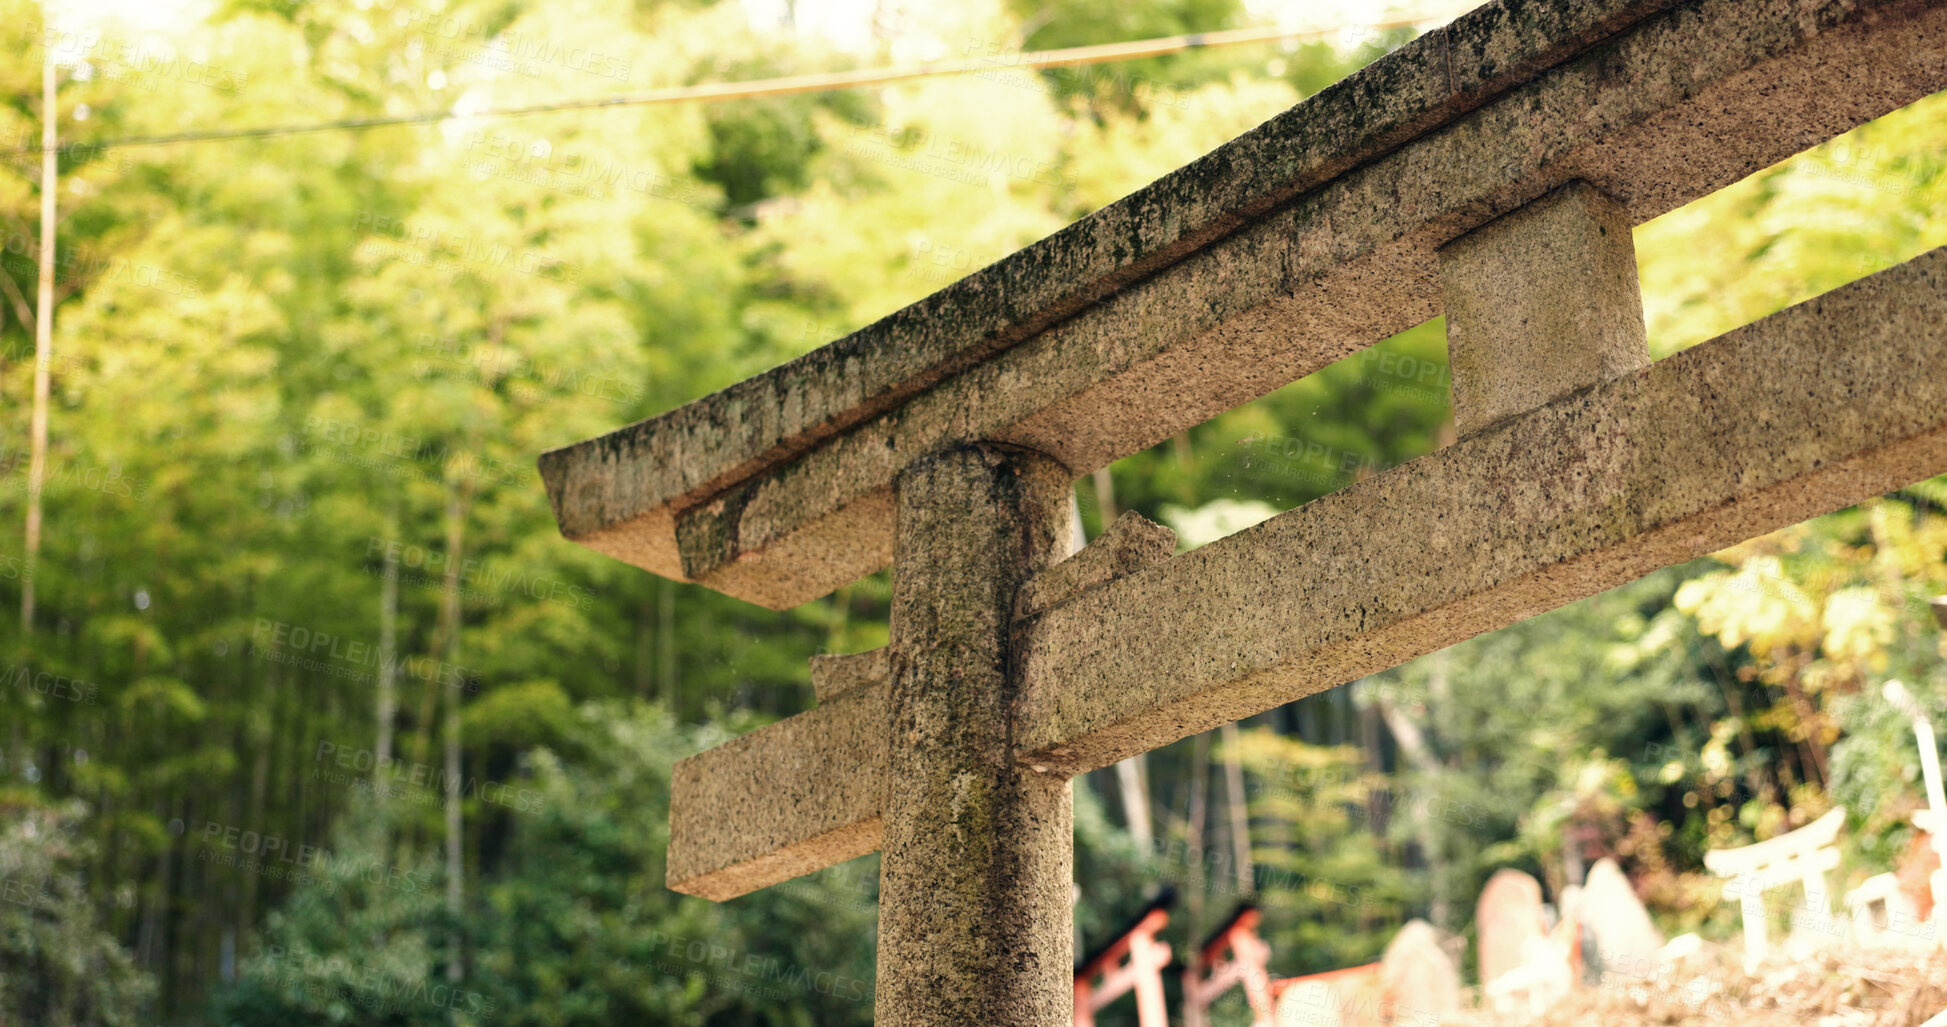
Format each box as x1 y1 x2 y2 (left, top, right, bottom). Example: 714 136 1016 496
540 0 1947 1019
1074 891 1175 1027
1182 904 1414 1027
1076 896 1466 1025
1182 905 1277 1027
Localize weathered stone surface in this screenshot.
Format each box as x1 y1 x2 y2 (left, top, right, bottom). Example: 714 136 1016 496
1581 858 1665 974
1016 510 1177 620
1477 870 1548 987
878 444 1073 1026
666 685 885 901
666 247 1947 902
809 647 889 703
542 0 1947 609
1380 919 1463 1019
1015 247 1947 773
537 0 1685 592
1439 181 1648 436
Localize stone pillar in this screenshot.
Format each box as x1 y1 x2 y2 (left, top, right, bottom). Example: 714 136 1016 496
1439 180 1649 436
1736 874 1769 964
878 443 1074 1026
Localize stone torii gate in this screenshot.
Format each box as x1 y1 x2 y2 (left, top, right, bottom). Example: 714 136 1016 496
537 0 1947 1021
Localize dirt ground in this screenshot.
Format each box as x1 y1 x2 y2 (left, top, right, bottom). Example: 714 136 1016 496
1442 945 1947 1027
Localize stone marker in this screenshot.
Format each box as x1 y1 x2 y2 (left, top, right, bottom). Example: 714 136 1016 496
1476 869 1547 989
1275 981 1342 1027
1266 962 1387 1027
1486 932 1576 1017
535 0 1947 1019
1380 919 1462 1021
1581 858 1664 976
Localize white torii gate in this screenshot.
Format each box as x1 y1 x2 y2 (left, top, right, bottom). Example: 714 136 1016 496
536 0 1947 1021
1704 807 1846 969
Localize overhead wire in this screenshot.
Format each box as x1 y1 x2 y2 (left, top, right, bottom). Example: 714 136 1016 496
1 5 1471 155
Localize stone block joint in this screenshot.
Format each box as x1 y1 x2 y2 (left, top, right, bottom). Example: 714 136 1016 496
1438 180 1649 436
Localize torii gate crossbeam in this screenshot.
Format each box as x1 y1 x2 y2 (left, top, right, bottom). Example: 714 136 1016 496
537 0 1947 1021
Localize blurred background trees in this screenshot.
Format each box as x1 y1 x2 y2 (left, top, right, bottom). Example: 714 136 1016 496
0 0 1943 1021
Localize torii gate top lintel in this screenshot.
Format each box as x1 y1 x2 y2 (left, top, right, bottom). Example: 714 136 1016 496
540 0 1947 1022
539 0 1945 613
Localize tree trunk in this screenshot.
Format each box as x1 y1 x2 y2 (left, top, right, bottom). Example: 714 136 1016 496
376 518 399 765
1220 721 1254 896
1375 686 1449 930
1428 651 1451 926
1362 698 1385 837
658 577 676 713
1089 467 1118 526
438 477 471 982
1187 730 1210 927
21 45 55 633
634 591 653 700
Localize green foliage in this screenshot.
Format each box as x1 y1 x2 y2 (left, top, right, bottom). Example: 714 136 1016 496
0 796 155 1026
1675 498 1947 870
1233 730 1407 973
475 704 877 1026
1 0 1944 1018
210 802 457 1027
1000 0 1245 112
215 704 878 1026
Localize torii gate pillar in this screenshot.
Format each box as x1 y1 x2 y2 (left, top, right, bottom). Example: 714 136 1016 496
534 0 1947 1019
879 443 1074 1025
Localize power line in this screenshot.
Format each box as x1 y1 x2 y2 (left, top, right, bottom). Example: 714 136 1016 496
4 8 1466 156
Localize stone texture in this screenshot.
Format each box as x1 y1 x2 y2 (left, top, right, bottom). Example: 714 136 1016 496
536 0 1686 592
1581 857 1664 975
666 684 885 900
586 1 1947 1016
877 444 1073 1026
554 0 1946 609
1016 510 1177 620
1477 870 1548 987
1015 247 1947 773
1439 181 1648 436
667 246 1947 903
1380 919 1462 1019
809 648 888 703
